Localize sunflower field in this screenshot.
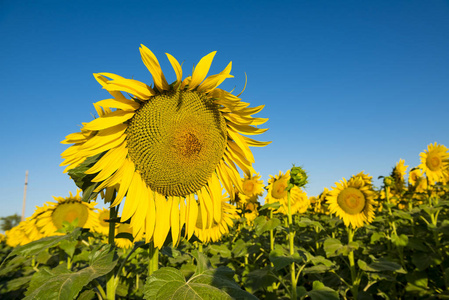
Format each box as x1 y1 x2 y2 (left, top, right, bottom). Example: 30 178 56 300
1 46 449 300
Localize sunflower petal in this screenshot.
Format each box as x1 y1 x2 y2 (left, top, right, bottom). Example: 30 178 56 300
140 45 170 91
166 53 182 88
188 51 216 90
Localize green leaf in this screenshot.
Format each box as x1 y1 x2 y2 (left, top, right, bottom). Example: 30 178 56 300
297 217 325 231
24 244 118 300
306 281 339 300
4 228 82 261
357 258 406 274
244 268 277 293
143 267 258 300
323 238 342 258
254 216 281 235
67 153 103 202
209 244 232 258
269 245 303 271
259 202 281 211
232 239 248 258
391 234 408 247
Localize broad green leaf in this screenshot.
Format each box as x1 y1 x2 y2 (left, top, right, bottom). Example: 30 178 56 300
24 244 118 300
244 268 277 293
143 267 258 300
5 228 82 261
232 239 249 258
323 238 342 258
209 244 232 258
67 153 103 202
297 217 325 231
391 234 408 247
306 281 339 300
269 246 303 271
357 258 406 274
259 202 281 211
254 216 281 235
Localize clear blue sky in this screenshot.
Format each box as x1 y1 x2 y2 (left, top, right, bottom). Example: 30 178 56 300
1 0 448 222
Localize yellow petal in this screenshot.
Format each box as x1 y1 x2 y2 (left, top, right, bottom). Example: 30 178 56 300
188 51 216 90
227 122 269 135
120 172 141 222
139 45 170 91
166 53 182 88
95 98 140 111
186 194 198 240
153 193 171 249
145 191 156 243
111 159 135 206
130 176 149 237
94 73 129 101
227 128 254 163
86 142 126 174
170 196 180 246
83 111 134 131
197 61 233 93
80 123 127 151
104 78 155 100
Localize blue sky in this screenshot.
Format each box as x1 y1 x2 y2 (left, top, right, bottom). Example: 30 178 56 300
1 0 448 222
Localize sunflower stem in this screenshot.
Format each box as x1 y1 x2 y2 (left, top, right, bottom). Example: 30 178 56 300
148 241 159 276
347 227 359 299
287 191 297 300
106 205 118 300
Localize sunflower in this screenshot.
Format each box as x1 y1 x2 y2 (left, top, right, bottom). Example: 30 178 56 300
240 173 264 203
194 198 238 244
0 233 5 243
115 223 134 249
419 143 449 184
36 190 98 236
93 208 113 236
327 176 375 228
5 223 31 247
61 45 269 248
244 201 260 225
265 170 309 215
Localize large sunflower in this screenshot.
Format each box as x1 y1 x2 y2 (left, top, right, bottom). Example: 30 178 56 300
327 176 375 228
419 143 449 184
61 45 269 248
36 190 98 236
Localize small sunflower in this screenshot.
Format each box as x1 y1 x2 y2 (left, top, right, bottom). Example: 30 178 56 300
93 208 113 236
61 45 270 248
327 176 375 228
115 223 134 249
240 173 264 203
265 170 309 215
194 197 238 243
408 168 422 186
5 223 31 247
36 190 98 236
419 143 449 184
244 201 260 225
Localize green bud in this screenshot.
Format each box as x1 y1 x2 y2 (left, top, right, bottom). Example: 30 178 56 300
383 176 394 187
289 165 308 189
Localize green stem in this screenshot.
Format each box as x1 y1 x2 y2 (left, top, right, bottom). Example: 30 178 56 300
287 191 297 300
198 242 203 253
269 209 275 253
93 279 107 300
106 205 118 300
347 227 359 299
148 241 159 276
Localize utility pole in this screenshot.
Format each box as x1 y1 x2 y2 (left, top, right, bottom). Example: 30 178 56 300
21 170 28 222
